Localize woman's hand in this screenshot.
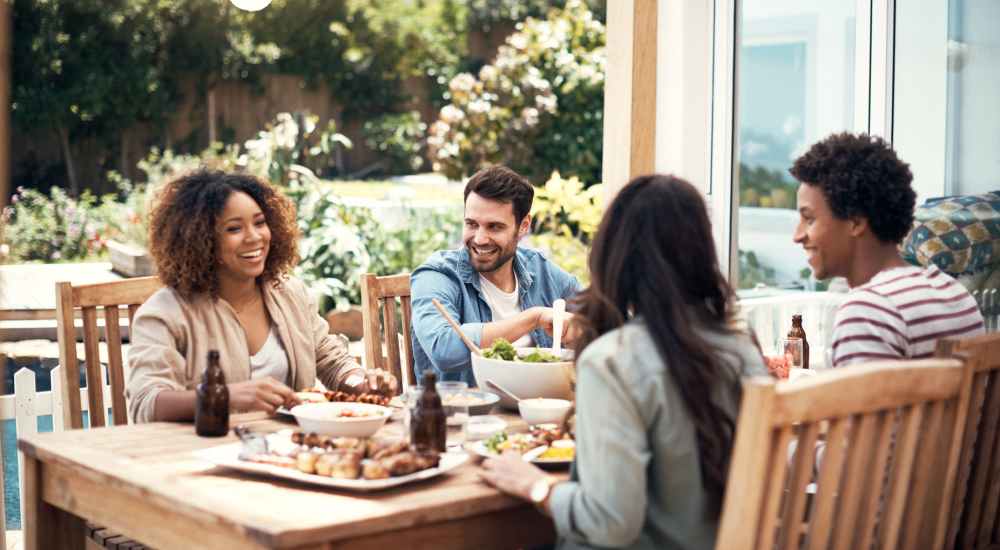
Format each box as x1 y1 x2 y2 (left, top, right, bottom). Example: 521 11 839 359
228 377 299 413
343 368 399 396
480 451 550 501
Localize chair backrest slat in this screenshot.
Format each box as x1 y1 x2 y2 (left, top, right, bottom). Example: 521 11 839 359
778 422 819 550
56 282 83 429
400 295 416 387
55 277 161 429
381 299 402 386
103 305 128 426
756 426 793 550
80 306 106 428
830 412 879 550
937 333 1000 550
717 359 971 550
808 416 849 550
877 404 923 550
360 273 413 393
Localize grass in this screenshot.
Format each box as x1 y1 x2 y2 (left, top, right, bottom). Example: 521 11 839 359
323 178 463 204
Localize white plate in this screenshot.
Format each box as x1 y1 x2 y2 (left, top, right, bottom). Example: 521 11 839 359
193 436 469 492
468 440 573 466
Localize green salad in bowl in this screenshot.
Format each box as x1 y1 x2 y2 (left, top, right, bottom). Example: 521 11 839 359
481 339 563 363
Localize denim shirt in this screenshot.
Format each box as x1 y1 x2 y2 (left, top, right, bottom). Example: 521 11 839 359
410 246 581 385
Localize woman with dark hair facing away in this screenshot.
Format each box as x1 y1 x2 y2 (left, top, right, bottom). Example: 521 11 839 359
481 175 766 549
126 170 396 423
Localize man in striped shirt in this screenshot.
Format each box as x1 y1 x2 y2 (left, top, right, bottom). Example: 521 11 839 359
790 133 984 367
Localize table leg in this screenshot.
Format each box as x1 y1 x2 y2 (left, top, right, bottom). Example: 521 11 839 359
22 452 86 550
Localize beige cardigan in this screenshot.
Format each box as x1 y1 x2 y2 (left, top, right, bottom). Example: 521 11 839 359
126 276 363 423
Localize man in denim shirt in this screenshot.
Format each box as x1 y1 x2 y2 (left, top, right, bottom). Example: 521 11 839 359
411 166 581 385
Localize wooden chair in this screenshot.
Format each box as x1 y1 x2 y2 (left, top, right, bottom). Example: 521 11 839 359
360 273 415 390
55 276 162 428
54 277 160 550
717 359 973 550
937 333 1000 550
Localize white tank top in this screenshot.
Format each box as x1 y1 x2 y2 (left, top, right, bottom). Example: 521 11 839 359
249 326 290 385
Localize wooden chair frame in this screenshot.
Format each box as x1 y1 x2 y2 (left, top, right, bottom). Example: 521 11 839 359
55 276 162 429
360 273 415 390
717 359 973 550
938 333 1000 550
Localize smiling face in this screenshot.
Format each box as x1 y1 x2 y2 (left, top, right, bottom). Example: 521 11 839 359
215 191 271 282
793 183 856 281
463 192 530 274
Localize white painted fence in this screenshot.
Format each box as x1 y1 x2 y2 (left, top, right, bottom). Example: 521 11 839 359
1 364 115 534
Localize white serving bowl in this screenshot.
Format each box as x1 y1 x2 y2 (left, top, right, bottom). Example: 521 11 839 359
289 402 392 437
472 347 575 409
518 398 573 426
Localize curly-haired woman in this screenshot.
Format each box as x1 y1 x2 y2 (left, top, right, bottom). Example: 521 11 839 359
126 170 396 423
790 132 983 366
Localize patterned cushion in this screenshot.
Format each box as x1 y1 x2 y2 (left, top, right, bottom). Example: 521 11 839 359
902 191 1000 276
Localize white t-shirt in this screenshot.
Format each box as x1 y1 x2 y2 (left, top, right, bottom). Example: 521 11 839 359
479 274 533 348
249 326 291 385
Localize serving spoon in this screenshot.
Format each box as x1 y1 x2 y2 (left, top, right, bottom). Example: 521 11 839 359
432 298 482 356
484 379 523 404
551 298 566 357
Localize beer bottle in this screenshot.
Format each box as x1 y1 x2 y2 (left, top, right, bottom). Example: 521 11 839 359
410 371 446 453
787 314 810 369
196 350 230 437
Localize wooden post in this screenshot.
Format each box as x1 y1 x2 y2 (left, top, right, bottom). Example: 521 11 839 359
0 0 12 211
602 0 658 199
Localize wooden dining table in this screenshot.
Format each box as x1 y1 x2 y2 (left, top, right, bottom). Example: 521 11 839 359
18 410 564 549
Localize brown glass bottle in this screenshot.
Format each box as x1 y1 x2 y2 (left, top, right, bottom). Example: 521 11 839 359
788 314 810 369
195 350 230 437
410 371 446 453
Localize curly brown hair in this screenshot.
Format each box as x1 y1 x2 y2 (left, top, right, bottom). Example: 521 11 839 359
148 170 299 297
790 132 916 244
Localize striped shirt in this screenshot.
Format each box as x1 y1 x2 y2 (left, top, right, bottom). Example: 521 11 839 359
831 265 985 367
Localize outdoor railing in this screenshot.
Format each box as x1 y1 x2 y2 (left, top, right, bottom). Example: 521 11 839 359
972 289 999 332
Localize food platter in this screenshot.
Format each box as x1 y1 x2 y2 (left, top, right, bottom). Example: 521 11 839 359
193 429 469 492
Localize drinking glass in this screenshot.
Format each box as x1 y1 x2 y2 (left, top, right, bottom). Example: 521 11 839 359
779 338 804 368
438 382 470 448
402 386 423 443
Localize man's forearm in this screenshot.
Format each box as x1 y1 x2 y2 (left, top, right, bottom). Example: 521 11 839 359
480 307 541 348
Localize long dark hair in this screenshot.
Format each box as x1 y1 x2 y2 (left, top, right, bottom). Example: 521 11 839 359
573 174 744 518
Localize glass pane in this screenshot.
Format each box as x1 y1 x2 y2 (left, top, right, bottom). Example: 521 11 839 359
735 1 858 290
945 1 1000 195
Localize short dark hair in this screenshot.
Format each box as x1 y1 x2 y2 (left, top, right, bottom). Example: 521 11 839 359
790 132 916 244
463 166 534 223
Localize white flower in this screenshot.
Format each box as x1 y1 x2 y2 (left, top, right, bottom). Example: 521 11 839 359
468 99 491 115
479 65 498 82
521 107 540 127
449 73 477 94
440 105 465 124
508 34 528 50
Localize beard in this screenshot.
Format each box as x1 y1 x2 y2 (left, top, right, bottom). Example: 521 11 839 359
466 239 518 274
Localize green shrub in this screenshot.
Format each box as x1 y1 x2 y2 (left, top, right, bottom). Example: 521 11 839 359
287 175 462 311
1 186 120 263
363 111 428 175
428 0 605 184
530 172 603 285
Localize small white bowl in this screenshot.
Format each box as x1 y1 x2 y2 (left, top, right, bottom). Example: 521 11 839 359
289 402 392 438
518 398 573 426
465 415 508 441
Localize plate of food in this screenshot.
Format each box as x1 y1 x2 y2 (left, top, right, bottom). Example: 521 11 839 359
468 424 574 466
277 388 394 416
193 429 469 492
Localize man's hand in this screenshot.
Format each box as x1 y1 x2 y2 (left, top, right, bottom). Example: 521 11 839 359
535 308 579 345
228 377 299 414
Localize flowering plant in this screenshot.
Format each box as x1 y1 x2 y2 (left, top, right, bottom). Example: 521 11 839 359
428 0 605 183
2 186 118 262
530 171 603 285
